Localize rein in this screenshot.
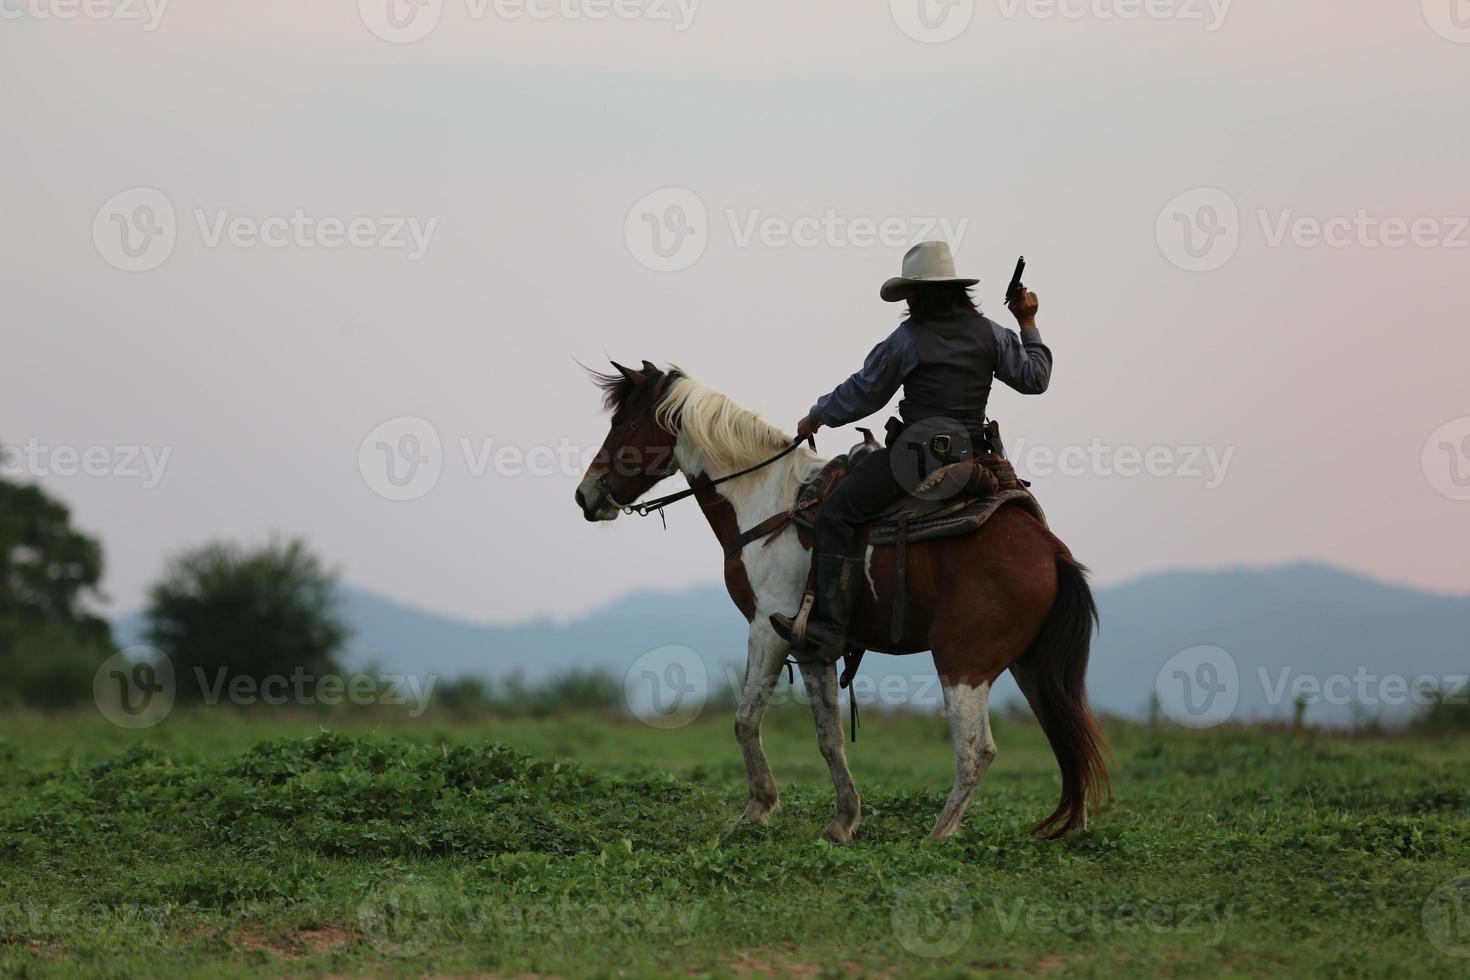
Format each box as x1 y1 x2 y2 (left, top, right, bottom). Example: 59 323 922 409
612 435 815 520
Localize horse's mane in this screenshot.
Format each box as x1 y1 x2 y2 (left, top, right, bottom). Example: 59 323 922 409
655 374 823 499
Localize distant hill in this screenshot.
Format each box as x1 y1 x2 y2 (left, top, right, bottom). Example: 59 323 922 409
113 564 1470 727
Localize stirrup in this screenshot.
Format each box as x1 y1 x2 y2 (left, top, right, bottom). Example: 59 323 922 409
769 592 817 649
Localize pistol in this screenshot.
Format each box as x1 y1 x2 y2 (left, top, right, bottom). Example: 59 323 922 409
1004 255 1026 306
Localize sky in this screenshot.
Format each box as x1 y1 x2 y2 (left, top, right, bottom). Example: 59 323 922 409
3 0 1468 625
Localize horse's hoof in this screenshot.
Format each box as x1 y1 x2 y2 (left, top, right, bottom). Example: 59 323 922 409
822 822 856 844
742 799 779 826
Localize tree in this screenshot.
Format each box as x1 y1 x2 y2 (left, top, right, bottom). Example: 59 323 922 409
145 536 349 701
0 477 112 707
0 480 110 643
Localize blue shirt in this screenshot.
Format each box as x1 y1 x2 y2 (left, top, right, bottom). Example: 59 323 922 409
809 317 1052 428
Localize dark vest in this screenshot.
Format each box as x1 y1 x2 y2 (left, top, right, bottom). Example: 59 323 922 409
897 311 996 427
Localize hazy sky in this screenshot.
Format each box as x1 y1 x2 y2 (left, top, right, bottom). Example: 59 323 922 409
4 0 1468 625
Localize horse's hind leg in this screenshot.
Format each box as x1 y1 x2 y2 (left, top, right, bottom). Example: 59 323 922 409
930 677 997 841
796 659 861 843
735 623 788 825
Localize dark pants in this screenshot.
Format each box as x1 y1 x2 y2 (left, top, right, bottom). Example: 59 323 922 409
813 448 908 560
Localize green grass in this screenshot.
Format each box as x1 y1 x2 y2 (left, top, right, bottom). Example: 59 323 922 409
3 705 1469 977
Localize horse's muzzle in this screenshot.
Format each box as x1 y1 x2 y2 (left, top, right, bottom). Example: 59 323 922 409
575 477 619 522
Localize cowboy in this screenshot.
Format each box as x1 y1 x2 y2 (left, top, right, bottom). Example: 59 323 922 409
771 240 1051 658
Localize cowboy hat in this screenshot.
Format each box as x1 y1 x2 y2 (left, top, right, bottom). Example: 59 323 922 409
880 241 979 302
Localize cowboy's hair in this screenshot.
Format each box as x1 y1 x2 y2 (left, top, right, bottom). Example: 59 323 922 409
906 282 980 322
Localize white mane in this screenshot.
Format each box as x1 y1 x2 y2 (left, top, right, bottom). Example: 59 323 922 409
655 374 824 499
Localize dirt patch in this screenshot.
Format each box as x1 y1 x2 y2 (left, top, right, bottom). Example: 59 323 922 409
234 925 355 959
724 947 886 978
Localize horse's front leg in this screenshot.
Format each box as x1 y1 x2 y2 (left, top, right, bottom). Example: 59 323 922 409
734 622 788 825
797 659 861 843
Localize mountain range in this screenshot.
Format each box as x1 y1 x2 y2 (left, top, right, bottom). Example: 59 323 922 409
113 563 1470 727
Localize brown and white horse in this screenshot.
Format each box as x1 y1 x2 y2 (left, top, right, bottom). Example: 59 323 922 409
575 360 1109 842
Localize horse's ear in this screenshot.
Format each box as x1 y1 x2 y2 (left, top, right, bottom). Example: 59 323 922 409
610 360 641 383
641 360 658 376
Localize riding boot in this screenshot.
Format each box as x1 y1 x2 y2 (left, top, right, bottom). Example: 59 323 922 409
770 555 864 662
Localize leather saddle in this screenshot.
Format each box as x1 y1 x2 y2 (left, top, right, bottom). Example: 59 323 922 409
790 428 1047 547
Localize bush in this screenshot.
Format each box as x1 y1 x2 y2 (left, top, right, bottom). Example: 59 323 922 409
144 536 348 701
0 620 110 709
1413 684 1470 735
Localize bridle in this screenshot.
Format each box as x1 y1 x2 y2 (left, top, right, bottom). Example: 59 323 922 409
603 435 814 520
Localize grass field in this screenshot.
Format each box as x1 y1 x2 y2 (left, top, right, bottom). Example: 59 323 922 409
3 703 1470 978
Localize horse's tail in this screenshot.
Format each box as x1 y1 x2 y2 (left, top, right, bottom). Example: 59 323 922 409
1017 555 1110 839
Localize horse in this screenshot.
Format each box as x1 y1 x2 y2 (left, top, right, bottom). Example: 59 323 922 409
574 359 1109 842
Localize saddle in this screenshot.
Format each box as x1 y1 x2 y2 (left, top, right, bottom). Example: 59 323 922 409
788 423 1047 656
790 425 1047 547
